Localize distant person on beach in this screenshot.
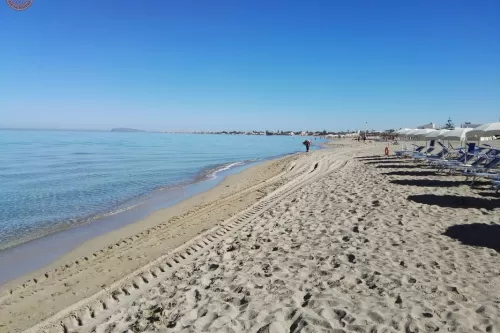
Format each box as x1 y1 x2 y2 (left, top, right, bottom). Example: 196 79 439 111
302 140 311 152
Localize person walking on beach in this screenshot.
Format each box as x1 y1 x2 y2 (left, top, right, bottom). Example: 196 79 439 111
302 140 311 152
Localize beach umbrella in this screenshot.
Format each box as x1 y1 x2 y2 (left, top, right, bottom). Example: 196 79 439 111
413 129 437 149
416 129 435 136
439 128 472 141
399 129 431 142
424 129 449 140
404 129 419 136
400 129 414 141
466 122 500 139
409 129 435 139
394 129 415 140
395 128 412 135
403 129 424 141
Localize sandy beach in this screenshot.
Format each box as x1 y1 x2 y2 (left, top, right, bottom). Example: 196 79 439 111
2 142 500 333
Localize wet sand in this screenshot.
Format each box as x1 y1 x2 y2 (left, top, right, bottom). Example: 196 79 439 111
0 159 271 286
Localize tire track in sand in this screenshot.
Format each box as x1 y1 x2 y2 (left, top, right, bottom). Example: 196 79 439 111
1 156 307 333
23 151 350 333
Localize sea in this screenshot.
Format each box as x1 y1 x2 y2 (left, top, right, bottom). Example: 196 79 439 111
0 130 320 256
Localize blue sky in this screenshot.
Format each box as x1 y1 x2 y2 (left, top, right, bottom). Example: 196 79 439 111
1 0 499 131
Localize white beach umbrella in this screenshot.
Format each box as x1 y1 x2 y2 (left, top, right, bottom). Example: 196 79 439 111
399 129 415 141
417 128 435 136
424 129 449 140
439 128 472 141
395 128 411 135
403 129 417 136
466 122 500 138
396 130 416 151
405 129 419 136
411 129 435 139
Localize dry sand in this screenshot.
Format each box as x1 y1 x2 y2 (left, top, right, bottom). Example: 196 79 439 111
2 142 500 333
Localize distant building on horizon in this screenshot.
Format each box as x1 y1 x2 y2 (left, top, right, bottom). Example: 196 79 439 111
460 122 482 128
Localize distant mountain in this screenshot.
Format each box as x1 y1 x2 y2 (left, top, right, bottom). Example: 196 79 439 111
111 128 145 132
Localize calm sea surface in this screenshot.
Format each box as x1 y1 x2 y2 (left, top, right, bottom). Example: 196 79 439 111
0 130 319 250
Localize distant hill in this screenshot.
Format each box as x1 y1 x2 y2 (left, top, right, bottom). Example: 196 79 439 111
111 128 145 132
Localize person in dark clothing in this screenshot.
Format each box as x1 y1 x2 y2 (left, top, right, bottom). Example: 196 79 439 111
302 140 311 152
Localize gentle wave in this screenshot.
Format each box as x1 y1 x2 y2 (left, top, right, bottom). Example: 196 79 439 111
204 160 253 180
0 159 252 251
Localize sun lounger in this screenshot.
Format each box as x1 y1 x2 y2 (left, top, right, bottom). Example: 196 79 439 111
450 156 490 172
411 141 436 157
462 157 500 185
413 142 449 161
491 180 500 193
395 144 425 157
432 153 471 171
447 148 500 173
431 143 480 168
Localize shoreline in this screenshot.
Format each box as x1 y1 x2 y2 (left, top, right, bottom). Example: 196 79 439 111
0 157 268 253
1 131 321 256
0 151 303 287
0 149 309 331
1 136 324 254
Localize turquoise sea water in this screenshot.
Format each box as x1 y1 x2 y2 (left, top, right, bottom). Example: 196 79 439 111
0 130 319 251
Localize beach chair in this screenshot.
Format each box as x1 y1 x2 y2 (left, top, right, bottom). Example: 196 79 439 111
432 151 469 171
449 155 489 173
462 157 500 185
412 140 436 157
395 144 425 157
491 180 500 193
431 143 477 169
413 142 449 161
446 147 500 174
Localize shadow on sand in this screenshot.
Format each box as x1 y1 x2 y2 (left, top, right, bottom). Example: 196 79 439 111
443 223 500 253
477 191 500 198
391 179 470 187
357 158 388 162
356 155 384 159
364 160 408 164
376 164 423 169
382 171 439 177
408 194 500 210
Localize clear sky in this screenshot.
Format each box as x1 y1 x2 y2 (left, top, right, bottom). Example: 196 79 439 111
1 0 499 132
